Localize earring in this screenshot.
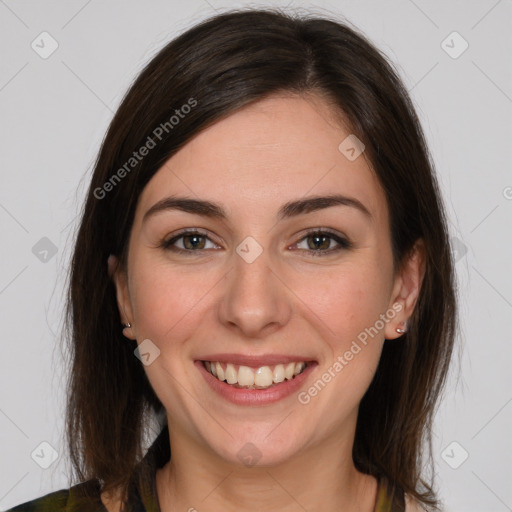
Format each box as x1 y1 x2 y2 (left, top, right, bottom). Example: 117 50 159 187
396 322 407 334
123 322 131 329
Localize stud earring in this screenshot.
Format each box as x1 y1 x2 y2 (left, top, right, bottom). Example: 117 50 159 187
123 322 131 329
396 322 407 334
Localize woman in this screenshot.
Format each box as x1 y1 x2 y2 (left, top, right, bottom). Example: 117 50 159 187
7 8 457 512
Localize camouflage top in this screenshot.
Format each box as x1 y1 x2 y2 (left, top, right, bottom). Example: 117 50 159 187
7 426 405 512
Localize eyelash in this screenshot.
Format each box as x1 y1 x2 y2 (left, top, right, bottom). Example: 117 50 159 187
160 228 352 256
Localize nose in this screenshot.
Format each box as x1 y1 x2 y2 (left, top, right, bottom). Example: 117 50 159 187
217 247 292 338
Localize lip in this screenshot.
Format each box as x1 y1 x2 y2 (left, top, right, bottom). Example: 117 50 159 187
195 359 317 406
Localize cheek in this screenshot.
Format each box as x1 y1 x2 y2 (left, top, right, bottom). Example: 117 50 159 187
129 259 213 344
292 265 390 416
127 260 214 408
291 259 392 398
292 260 391 341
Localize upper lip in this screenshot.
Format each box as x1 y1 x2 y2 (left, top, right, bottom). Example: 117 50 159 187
196 353 317 367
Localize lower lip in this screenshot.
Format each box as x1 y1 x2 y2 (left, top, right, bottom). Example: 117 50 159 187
195 360 317 406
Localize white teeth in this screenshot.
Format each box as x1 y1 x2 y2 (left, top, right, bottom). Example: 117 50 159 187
204 360 308 389
215 362 225 381
285 362 295 380
254 366 273 387
294 362 305 375
273 364 285 383
225 363 237 384
238 366 255 386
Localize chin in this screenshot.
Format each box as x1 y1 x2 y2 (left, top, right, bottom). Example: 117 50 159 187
204 428 308 468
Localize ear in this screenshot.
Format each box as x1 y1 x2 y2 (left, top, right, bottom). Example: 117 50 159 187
384 239 426 340
108 254 136 340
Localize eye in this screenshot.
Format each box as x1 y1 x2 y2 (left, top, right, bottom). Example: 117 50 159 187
160 229 350 256
292 230 351 255
161 229 221 253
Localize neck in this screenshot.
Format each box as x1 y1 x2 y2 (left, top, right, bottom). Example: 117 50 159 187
155 423 378 512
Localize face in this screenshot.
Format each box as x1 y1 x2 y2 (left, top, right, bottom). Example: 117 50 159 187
111 93 423 468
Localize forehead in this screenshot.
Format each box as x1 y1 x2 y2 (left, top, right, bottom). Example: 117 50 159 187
137 94 387 224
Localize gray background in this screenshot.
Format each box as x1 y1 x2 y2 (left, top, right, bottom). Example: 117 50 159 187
1 0 511 510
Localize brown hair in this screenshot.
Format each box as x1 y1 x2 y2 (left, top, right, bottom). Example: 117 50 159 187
65 8 457 510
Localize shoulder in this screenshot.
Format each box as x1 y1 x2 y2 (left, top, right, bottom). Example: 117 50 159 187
5 489 69 512
5 480 106 512
405 493 428 512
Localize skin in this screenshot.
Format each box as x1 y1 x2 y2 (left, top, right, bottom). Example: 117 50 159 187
107 93 426 512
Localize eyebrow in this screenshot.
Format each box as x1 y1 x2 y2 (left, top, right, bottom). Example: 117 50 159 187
143 194 372 223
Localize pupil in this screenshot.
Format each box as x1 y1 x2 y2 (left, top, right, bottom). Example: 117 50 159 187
308 235 329 250
184 235 205 250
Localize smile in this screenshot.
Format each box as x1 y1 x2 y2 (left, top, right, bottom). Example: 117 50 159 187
195 354 318 405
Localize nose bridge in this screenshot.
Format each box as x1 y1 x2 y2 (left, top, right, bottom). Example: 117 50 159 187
218 243 291 336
